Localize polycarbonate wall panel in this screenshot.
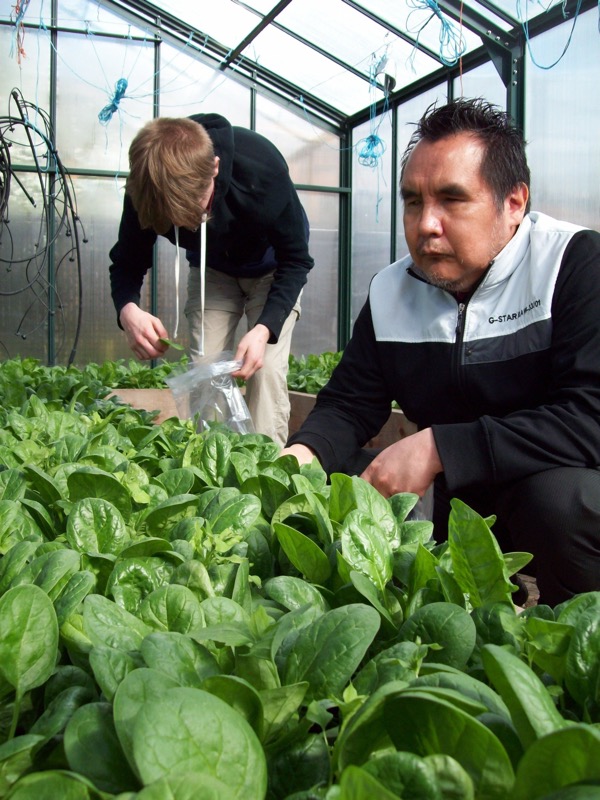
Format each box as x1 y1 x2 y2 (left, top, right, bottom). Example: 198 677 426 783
57 0 149 35
255 95 340 186
0 171 52 362
291 189 339 356
395 86 447 261
66 176 152 368
350 112 393 325
56 32 155 172
0 26 50 134
525 9 600 230
158 42 251 124
454 61 506 108
0 0 48 22
0 171 146 366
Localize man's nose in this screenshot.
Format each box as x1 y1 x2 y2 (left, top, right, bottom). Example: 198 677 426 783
418 204 443 235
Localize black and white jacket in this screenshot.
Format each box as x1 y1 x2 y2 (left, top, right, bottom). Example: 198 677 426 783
288 212 600 492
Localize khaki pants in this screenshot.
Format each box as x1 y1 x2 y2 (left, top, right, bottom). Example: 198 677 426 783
185 266 300 448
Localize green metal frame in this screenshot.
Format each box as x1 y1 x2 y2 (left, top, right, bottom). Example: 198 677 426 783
1 0 596 361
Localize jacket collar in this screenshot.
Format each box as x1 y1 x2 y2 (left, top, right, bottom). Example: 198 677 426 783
479 214 532 289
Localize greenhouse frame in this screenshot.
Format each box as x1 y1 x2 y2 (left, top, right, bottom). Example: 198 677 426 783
2 3 600 799
1 0 598 366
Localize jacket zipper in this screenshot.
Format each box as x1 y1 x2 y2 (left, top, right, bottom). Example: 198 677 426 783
453 301 467 393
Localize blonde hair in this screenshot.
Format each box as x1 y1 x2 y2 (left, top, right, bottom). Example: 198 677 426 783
126 117 216 234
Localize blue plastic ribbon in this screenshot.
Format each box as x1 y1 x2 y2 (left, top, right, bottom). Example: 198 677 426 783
98 77 128 125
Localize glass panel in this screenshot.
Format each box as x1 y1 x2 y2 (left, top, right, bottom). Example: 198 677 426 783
144 0 257 47
454 60 506 108
452 0 514 30
58 0 152 36
55 31 155 171
474 0 567 24
525 8 600 231
351 111 393 324
158 41 251 125
68 176 152 367
395 85 448 260
239 0 280 12
0 0 49 25
361 0 492 48
255 95 340 186
292 190 339 356
241 24 374 115
278 0 420 81
0 170 50 362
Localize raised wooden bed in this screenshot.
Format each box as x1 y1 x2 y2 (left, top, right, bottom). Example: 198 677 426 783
109 387 417 448
108 389 178 424
288 390 417 448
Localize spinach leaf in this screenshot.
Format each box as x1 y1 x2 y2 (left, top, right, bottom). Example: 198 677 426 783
64 701 139 793
482 643 567 748
512 724 600 800
384 691 515 799
283 604 380 701
131 686 267 797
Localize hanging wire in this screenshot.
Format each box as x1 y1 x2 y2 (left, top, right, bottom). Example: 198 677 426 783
356 45 392 170
35 18 203 130
518 0 585 69
9 0 31 64
357 133 386 168
353 46 395 222
406 0 467 67
0 89 87 365
98 77 129 124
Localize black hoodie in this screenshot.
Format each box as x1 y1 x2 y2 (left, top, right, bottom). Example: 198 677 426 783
109 113 314 342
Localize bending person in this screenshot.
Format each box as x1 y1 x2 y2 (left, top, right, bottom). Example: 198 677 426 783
109 114 314 447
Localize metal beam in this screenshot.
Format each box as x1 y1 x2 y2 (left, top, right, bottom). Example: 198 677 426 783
220 0 293 69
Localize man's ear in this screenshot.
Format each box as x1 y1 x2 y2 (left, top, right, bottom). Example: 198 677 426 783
213 157 220 177
506 182 529 224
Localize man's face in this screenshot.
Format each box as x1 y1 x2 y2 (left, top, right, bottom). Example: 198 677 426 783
401 133 527 293
194 156 220 226
176 157 220 231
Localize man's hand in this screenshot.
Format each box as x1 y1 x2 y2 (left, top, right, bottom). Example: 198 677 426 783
232 324 271 380
119 303 169 360
361 428 443 498
279 443 318 465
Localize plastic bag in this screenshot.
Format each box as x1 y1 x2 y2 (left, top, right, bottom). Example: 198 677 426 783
165 351 255 435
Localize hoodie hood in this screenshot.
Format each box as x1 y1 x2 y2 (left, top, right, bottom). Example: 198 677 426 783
188 113 233 204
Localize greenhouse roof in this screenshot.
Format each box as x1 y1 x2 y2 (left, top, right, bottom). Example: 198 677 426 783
5 0 594 128
91 0 589 125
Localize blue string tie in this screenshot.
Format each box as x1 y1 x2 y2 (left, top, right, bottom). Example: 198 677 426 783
98 78 128 125
357 133 386 168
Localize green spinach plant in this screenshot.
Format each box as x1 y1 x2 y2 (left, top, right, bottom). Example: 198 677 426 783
0 367 599 800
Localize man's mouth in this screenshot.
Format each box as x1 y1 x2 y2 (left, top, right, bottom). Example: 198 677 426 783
418 250 453 260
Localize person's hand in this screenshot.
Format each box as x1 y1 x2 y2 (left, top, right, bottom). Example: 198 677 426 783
232 324 271 380
119 303 169 360
360 428 443 498
279 443 318 465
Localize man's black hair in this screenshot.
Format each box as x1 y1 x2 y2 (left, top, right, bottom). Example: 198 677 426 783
401 98 531 212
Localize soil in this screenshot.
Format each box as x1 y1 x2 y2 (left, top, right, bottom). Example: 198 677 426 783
519 573 540 608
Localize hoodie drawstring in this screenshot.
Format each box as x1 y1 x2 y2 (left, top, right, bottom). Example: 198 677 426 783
173 225 180 339
174 215 207 350
198 213 207 355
